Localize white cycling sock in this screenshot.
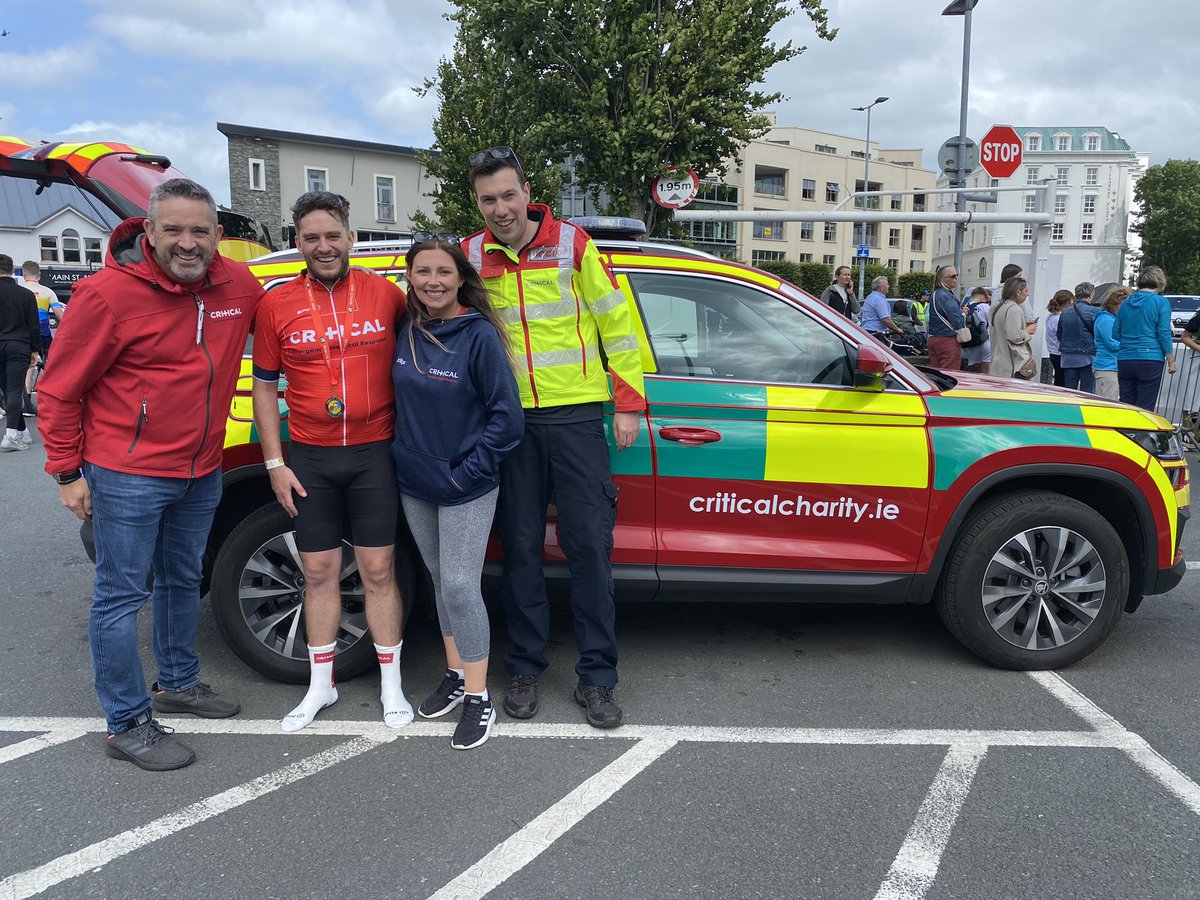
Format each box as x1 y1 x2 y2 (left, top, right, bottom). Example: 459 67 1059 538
466 688 490 702
282 642 338 732
377 641 413 728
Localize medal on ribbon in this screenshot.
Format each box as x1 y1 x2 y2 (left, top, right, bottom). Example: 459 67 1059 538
325 396 345 418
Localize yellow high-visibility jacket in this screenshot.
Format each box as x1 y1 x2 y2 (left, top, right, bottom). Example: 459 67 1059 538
464 205 647 412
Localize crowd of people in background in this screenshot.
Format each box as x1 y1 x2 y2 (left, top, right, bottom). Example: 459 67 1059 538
816 259 1186 417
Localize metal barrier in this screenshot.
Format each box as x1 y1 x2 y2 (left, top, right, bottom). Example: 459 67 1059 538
1154 340 1200 450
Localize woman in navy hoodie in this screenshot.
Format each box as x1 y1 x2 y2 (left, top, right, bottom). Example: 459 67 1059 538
1112 266 1176 411
392 233 523 750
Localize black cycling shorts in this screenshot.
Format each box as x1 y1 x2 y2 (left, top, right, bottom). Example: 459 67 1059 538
288 440 398 553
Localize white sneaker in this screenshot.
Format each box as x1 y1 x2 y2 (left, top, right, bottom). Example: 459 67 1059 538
1 435 27 452
17 429 33 447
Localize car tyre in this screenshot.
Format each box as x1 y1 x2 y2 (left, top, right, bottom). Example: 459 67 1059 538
935 491 1128 670
211 501 416 683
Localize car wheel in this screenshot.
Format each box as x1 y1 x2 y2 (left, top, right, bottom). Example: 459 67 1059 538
935 491 1128 670
210 502 413 683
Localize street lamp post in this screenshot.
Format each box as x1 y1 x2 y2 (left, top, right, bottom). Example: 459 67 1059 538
852 96 889 301
943 0 980 292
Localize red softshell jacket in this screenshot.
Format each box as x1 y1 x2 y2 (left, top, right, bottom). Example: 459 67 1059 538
38 218 264 478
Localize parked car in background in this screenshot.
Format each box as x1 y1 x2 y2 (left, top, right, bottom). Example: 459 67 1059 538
1166 295 1200 336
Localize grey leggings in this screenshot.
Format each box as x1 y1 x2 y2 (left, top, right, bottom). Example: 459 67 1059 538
400 488 497 663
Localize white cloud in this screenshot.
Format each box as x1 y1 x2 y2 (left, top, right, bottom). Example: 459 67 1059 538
0 45 99 88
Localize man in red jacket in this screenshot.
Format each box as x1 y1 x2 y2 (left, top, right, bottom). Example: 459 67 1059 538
38 178 264 771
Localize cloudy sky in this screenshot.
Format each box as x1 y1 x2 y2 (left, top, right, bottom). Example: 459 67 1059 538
2 0 1194 207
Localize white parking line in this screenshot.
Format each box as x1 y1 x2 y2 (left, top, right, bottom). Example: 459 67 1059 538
428 737 677 900
0 730 87 765
0 733 396 900
1030 671 1200 817
873 743 988 900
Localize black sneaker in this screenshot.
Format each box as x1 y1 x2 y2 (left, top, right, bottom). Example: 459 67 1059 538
104 710 196 771
152 681 241 719
574 683 623 729
452 695 496 750
418 669 466 719
503 674 539 719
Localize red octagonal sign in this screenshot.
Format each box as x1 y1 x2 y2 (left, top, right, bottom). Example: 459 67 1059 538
980 125 1023 179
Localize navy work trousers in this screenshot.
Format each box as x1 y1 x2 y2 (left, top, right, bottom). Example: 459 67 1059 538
497 417 619 687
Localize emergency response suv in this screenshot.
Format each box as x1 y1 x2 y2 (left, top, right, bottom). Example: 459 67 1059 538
200 221 1189 682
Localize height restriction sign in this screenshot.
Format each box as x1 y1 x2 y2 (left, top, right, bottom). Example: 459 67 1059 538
653 169 700 209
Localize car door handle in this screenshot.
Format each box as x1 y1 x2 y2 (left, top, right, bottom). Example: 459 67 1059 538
658 426 722 446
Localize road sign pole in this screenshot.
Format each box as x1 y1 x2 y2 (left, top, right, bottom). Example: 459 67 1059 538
953 3 974 293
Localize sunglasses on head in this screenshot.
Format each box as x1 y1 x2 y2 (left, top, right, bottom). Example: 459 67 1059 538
411 230 460 245
468 146 522 171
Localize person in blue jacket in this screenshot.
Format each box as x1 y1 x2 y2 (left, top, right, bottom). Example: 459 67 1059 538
1092 286 1130 400
392 232 523 750
1113 266 1176 411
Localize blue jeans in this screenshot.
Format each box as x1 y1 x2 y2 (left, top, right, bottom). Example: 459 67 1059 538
85 463 222 732
1062 366 1095 393
1117 359 1165 412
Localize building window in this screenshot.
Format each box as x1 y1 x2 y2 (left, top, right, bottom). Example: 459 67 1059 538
887 258 899 271
1026 166 1040 185
799 222 813 241
305 167 328 192
684 220 738 245
753 219 785 240
754 168 786 197
1056 134 1071 152
1081 223 1094 242
1054 194 1068 215
1085 166 1099 186
979 258 988 279
801 178 816 200
909 260 925 272
910 226 925 252
891 194 902 211
913 193 926 212
62 228 82 264
1056 166 1069 186
1023 224 1035 241
695 181 739 205
40 235 59 263
1083 195 1097 214
823 222 837 242
888 228 901 248
822 254 837 266
1026 134 1041 152
249 158 266 192
815 143 837 154
1024 194 1037 213
1086 134 1100 152
357 229 398 242
798 253 814 262
751 250 786 265
1052 223 1065 242
825 182 839 203
850 150 865 160
84 237 102 265
375 175 395 222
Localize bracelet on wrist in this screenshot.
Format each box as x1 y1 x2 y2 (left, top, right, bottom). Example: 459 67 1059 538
264 457 286 470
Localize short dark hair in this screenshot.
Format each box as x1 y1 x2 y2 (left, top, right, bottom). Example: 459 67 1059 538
291 191 351 232
1000 263 1023 282
148 178 217 223
0 254 12 275
469 151 524 189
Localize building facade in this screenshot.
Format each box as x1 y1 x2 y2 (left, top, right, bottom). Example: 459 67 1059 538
931 126 1146 290
218 123 437 248
683 120 937 274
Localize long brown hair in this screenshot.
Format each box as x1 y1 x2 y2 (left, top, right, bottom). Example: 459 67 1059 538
404 237 517 373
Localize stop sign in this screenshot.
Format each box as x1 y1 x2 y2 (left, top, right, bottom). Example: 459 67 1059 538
979 125 1023 179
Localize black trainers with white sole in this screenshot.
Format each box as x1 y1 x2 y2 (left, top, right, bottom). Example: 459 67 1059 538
418 669 467 718
451 696 496 750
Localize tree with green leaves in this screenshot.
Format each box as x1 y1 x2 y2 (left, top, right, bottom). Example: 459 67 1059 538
1132 159 1200 293
416 0 835 236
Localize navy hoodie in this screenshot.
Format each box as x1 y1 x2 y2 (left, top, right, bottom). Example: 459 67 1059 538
392 309 523 505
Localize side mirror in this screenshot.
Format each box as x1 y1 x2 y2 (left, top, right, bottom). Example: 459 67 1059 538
853 342 893 392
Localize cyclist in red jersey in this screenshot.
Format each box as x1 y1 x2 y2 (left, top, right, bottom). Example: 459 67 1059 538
252 191 410 732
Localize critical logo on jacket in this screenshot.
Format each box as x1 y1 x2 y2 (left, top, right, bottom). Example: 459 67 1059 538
287 319 387 345
529 247 569 262
427 367 459 382
209 307 243 320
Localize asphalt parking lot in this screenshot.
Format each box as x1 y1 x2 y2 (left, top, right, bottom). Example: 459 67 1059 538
2 426 1199 899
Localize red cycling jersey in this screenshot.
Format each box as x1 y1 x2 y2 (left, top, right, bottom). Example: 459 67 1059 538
253 269 406 447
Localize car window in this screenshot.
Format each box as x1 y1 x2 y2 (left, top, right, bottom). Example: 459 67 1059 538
628 272 853 386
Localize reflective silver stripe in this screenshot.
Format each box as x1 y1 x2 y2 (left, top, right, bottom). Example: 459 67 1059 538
590 287 626 316
496 306 522 324
556 223 577 303
531 346 601 368
466 234 483 271
523 295 580 321
602 334 639 354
